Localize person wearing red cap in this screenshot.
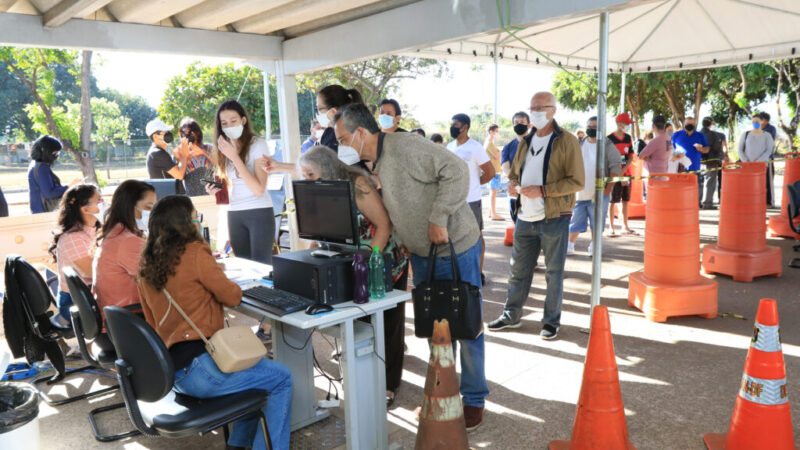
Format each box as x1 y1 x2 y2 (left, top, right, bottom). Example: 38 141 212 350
608 113 636 236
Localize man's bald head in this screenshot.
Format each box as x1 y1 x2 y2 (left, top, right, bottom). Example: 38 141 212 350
532 91 556 105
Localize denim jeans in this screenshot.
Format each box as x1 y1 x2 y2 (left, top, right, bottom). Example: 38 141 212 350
502 216 570 328
57 290 73 324
410 238 489 408
568 196 610 234
174 353 293 450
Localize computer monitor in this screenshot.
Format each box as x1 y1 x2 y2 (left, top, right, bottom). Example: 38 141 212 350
292 180 359 247
144 179 183 199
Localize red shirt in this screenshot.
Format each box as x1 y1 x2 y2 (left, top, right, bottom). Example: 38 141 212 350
93 224 145 311
608 132 633 176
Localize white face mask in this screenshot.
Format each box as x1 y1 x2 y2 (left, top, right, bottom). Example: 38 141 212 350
621 124 631 133
93 201 108 223
378 114 395 130
313 129 324 140
531 111 550 130
316 111 330 128
222 125 243 140
338 131 364 165
136 209 150 232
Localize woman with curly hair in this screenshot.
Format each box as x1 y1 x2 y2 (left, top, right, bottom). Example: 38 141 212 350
137 195 292 450
49 183 102 323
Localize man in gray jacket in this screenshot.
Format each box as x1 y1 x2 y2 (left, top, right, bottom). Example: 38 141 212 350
567 116 622 255
333 103 489 431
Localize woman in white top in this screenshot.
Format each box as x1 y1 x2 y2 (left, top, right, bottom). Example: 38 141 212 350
205 100 274 264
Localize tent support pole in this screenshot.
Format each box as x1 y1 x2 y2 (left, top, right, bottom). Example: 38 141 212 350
620 72 626 113
275 61 302 251
493 46 499 123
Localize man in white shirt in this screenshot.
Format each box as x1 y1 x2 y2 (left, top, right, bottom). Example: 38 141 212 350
447 113 496 285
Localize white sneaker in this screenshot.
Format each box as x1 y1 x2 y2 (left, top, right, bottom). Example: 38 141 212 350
566 242 575 255
587 241 594 255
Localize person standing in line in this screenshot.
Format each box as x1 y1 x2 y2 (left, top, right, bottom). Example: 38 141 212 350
145 119 190 186
378 99 407 133
487 92 584 340
301 119 324 154
315 84 365 164
205 100 274 264
699 116 725 209
714 122 729 200
738 115 775 166
755 112 777 207
608 113 636 236
28 135 81 214
640 115 672 175
501 112 531 224
567 116 621 255
671 117 709 207
410 128 426 137
178 118 214 197
430 133 444 145
447 113 496 286
484 124 504 221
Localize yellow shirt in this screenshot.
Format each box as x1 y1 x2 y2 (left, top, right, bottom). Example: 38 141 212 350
484 138 502 172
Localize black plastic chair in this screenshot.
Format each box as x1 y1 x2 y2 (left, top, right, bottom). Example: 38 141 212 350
103 306 272 449
64 267 139 442
787 180 800 269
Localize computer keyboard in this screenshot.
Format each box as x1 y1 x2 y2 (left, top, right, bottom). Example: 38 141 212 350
242 285 314 316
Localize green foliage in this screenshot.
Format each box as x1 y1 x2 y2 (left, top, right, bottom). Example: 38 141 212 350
99 88 155 138
25 97 129 148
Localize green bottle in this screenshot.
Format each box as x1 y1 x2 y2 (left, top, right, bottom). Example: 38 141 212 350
368 246 386 299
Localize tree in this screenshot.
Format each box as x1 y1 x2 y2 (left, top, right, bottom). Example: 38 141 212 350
768 59 800 150
79 51 94 183
298 56 447 110
706 63 772 141
0 47 97 180
100 88 156 139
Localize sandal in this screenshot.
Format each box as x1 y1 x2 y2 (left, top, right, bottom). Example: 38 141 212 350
623 229 639 236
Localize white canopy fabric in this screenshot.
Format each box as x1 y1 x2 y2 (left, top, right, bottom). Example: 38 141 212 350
408 0 800 74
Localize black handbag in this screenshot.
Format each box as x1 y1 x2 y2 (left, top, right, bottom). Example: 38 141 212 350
412 240 483 340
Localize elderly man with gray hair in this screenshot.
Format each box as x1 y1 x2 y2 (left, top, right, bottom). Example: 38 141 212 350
332 102 489 431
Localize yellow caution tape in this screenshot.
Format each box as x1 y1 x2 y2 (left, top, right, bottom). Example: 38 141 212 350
718 313 747 320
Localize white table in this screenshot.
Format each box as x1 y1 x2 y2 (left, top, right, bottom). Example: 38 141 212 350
223 257 410 450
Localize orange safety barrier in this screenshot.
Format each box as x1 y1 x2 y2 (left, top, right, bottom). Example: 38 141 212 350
768 152 800 238
504 224 514 247
703 299 795 450
628 173 717 322
549 306 636 450
628 155 646 219
415 319 468 450
702 162 782 282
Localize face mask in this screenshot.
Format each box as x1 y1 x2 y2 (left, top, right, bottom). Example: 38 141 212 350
378 114 395 130
513 123 528 136
136 209 150 232
223 125 244 140
753 122 761 130
530 111 550 130
449 126 461 139
316 111 330 128
313 129 324 139
667 130 674 137
93 201 108 223
684 124 695 132
338 131 364 166
163 131 174 144
621 124 631 133
586 128 598 138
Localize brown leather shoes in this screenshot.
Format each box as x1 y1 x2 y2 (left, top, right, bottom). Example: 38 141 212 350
464 405 484 431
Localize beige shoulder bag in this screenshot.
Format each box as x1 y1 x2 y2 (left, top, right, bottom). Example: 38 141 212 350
160 289 266 373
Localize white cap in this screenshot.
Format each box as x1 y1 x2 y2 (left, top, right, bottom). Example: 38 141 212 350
145 119 172 137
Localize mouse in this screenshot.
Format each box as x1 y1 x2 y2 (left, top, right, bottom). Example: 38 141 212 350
305 303 334 315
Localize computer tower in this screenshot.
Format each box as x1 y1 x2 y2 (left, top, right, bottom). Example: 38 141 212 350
272 249 395 305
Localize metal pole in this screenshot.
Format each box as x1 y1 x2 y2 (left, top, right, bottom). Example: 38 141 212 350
590 11 610 322
263 71 272 139
620 72 626 113
493 47 499 124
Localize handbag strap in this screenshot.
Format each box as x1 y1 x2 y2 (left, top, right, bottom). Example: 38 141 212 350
159 289 215 352
423 239 463 284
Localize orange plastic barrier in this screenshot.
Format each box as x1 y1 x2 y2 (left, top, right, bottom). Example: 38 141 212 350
628 155 646 219
628 174 717 322
703 299 795 450
415 319 468 450
768 153 800 238
504 224 514 247
549 306 636 450
702 162 782 282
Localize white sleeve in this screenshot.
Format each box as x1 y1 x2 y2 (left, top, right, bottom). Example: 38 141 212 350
473 142 490 165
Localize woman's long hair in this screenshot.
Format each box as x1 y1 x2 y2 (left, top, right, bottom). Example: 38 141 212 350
138 195 202 290
98 180 154 242
298 146 375 188
212 100 257 179
49 184 99 262
318 85 364 110
30 135 62 165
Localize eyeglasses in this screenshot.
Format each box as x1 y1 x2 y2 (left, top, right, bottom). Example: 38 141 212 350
317 106 331 114
529 105 555 113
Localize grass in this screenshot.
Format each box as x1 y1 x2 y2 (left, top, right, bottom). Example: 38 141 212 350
0 162 149 190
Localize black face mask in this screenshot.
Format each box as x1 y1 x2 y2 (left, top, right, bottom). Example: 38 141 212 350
586 128 597 138
449 126 461 139
163 131 174 144
684 124 695 132
513 123 528 136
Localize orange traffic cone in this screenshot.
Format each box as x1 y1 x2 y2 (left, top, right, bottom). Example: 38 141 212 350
550 306 636 450
415 319 468 450
703 299 795 450
768 153 800 238
504 224 515 246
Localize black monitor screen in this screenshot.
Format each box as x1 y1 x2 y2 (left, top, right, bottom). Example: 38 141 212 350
293 180 358 245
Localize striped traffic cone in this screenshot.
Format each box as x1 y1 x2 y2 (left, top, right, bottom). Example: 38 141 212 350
415 319 468 450
703 298 795 449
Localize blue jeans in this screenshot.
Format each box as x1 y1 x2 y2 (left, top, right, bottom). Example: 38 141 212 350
568 196 610 234
410 239 488 408
174 353 293 449
57 290 73 324
502 216 570 328
509 198 518 223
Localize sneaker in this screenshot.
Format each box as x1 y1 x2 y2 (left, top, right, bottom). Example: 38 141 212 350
487 316 521 331
540 324 559 340
587 241 594 255
481 273 487 286
566 242 575 255
464 405 484 431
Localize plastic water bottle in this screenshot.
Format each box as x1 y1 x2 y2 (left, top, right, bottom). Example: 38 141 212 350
352 253 369 304
368 247 386 299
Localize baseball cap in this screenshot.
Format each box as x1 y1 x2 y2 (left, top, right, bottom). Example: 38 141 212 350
146 119 173 137
615 113 634 124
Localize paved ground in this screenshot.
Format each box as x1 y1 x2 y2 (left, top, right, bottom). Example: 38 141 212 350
3 189 800 449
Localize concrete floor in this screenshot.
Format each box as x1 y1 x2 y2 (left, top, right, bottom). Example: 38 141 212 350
4 192 800 449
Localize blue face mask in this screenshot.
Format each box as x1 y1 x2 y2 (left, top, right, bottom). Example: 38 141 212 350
753 122 761 130
378 114 395 130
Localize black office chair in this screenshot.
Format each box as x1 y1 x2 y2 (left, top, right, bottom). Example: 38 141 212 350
787 180 800 269
103 306 273 449
64 268 139 442
2 255 99 405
